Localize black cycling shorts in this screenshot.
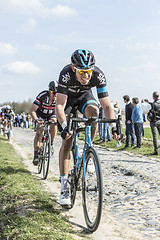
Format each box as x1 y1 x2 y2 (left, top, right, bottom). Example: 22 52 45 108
58 90 98 132
36 109 56 121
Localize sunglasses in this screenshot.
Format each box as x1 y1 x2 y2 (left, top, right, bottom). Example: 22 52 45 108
74 67 93 75
50 90 56 94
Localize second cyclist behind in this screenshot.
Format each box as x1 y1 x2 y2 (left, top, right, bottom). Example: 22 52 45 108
30 81 57 166
55 49 120 206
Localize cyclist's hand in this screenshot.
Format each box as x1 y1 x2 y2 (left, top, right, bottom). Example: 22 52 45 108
61 126 73 140
35 118 43 124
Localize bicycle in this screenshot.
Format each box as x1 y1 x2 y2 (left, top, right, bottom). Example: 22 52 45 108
3 119 11 140
67 109 122 232
38 119 56 180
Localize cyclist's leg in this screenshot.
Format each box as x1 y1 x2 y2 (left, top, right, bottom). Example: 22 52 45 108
59 137 73 205
4 118 8 132
49 115 57 143
34 123 43 152
84 104 99 141
58 97 77 205
79 91 99 141
59 137 73 175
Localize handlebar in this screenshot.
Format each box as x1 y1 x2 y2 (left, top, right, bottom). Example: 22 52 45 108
67 114 123 140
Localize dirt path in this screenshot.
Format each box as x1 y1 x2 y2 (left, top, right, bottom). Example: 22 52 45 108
10 127 160 240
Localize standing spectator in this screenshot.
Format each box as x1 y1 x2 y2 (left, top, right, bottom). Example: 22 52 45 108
22 112 27 128
98 106 111 142
15 114 20 127
26 113 30 128
142 111 146 137
19 114 23 127
123 95 135 148
113 102 122 147
132 97 143 149
145 91 160 155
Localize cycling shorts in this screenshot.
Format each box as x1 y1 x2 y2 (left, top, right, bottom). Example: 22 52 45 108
58 90 98 132
36 109 56 121
4 115 12 121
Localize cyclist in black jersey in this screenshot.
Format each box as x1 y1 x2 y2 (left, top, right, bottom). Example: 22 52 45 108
30 81 57 165
2 105 15 137
55 49 120 206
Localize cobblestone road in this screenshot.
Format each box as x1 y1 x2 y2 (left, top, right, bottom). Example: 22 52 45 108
12 127 160 240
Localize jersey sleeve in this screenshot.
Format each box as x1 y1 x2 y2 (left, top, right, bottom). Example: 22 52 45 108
33 91 46 106
57 66 71 96
94 67 109 98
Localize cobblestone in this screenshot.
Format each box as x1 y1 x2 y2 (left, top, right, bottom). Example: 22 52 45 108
12 127 160 239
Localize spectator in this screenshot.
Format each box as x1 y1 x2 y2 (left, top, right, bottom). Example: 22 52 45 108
22 112 27 128
123 95 135 148
113 102 122 147
145 91 160 155
26 113 30 128
15 114 20 127
98 106 111 142
132 97 143 149
142 112 146 137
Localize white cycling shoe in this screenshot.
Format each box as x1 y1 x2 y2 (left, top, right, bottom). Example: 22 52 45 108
60 189 71 206
87 159 95 174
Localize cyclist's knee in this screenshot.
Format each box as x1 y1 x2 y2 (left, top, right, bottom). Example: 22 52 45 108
85 104 99 118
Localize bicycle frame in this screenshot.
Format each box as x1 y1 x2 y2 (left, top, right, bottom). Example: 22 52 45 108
68 113 123 231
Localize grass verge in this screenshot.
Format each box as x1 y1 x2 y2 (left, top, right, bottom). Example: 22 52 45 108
0 135 75 240
80 127 160 158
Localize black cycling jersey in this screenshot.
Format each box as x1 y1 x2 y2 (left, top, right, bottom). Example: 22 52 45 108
2 109 14 120
33 90 56 116
57 64 108 98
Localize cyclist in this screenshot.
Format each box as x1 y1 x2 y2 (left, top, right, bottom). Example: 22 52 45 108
30 81 57 166
55 49 120 206
2 105 15 137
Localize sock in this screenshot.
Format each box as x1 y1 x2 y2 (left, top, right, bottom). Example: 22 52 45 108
34 151 38 156
60 175 68 192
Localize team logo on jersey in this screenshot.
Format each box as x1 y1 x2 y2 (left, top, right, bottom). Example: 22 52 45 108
97 73 106 85
62 72 70 83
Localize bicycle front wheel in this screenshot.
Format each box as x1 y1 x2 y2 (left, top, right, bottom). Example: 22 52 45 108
42 135 51 180
82 146 103 232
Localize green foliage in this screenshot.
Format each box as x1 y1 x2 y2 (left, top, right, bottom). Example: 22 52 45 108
0 99 33 114
79 127 160 157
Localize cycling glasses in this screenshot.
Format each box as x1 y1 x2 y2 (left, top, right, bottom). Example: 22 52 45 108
74 67 93 75
49 90 56 94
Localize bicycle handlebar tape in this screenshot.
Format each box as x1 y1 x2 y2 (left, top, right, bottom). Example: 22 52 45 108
61 126 68 139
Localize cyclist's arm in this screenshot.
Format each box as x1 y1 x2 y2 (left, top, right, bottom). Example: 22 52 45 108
55 93 67 125
56 93 72 140
29 103 39 121
99 96 115 119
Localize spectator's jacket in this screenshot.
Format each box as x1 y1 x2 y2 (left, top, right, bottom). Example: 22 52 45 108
132 104 143 124
125 102 133 122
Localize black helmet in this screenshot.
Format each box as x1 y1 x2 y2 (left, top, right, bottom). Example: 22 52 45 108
48 81 57 92
71 49 95 69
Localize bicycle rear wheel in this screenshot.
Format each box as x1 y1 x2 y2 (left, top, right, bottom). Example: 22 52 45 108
82 146 103 232
42 135 51 180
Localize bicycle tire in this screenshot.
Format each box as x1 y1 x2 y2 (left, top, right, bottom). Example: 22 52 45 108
38 146 43 174
69 147 77 208
82 146 103 232
42 135 51 180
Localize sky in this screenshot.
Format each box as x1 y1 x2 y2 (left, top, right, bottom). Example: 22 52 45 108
0 0 160 109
